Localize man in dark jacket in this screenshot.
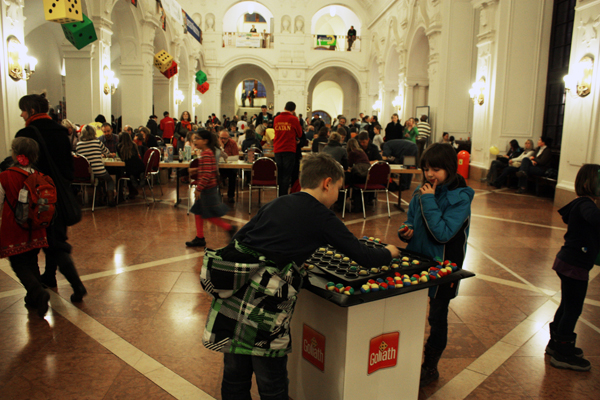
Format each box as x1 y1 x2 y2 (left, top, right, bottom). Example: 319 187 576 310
146 115 159 137
385 113 404 141
516 136 553 193
15 93 87 302
357 132 382 161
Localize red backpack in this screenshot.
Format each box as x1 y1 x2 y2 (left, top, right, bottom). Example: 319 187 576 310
6 167 57 230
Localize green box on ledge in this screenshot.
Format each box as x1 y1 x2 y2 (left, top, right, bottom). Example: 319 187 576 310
62 14 97 50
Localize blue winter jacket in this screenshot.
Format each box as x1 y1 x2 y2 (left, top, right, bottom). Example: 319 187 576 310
403 176 474 299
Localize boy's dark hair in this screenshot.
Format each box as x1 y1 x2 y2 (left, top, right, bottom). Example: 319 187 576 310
318 126 329 137
150 115 157 119
163 111 169 117
300 153 344 189
285 101 296 112
420 143 459 187
12 137 39 166
575 163 600 197
19 92 49 116
420 115 428 122
357 131 369 142
541 136 552 147
245 129 255 140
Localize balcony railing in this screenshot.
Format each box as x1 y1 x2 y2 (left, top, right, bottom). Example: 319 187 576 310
223 32 273 49
312 35 361 52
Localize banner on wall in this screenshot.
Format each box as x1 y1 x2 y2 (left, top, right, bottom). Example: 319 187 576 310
183 11 202 44
317 35 337 47
236 33 261 48
160 0 184 26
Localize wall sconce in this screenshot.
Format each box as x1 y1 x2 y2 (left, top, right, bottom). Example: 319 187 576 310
192 94 202 107
102 66 119 95
392 95 403 111
564 55 594 98
372 99 382 112
7 36 37 81
469 77 486 105
175 89 184 105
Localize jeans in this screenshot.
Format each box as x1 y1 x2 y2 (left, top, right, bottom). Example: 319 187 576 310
425 297 451 352
274 152 295 197
552 272 588 336
220 169 237 199
97 172 115 192
517 158 546 189
222 353 288 400
493 166 518 187
9 249 45 303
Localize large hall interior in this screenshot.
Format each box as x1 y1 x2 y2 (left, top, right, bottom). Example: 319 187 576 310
0 0 599 399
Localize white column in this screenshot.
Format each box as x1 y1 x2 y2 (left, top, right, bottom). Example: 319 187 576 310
120 64 146 126
90 16 113 120
153 76 171 118
62 43 95 124
0 0 27 155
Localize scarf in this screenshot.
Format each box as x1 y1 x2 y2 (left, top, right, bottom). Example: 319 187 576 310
25 113 52 127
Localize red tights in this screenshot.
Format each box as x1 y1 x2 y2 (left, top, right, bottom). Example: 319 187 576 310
195 215 231 238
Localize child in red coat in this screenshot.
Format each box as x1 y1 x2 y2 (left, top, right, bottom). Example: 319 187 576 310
0 137 50 317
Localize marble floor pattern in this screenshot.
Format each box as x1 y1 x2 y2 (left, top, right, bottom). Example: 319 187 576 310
0 176 598 400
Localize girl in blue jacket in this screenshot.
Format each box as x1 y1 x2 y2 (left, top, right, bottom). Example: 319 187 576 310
398 143 474 387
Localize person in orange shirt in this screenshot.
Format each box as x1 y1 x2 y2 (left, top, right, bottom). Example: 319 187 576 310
273 102 302 196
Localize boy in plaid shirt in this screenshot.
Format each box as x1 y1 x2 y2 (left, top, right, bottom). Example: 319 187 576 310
201 153 400 399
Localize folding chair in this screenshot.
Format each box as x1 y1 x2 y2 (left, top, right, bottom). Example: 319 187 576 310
72 154 99 211
143 147 163 195
353 161 391 219
248 157 278 214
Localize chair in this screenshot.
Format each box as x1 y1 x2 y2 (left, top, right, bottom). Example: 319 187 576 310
353 161 391 219
143 147 163 196
248 157 278 214
187 158 201 215
71 154 99 211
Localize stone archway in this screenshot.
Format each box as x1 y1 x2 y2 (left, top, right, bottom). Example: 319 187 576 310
220 63 275 118
307 66 360 120
406 27 430 121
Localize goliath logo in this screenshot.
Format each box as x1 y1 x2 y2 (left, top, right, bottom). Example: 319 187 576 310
302 324 325 371
368 332 399 375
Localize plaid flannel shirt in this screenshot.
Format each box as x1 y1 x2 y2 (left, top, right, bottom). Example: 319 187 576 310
201 241 305 357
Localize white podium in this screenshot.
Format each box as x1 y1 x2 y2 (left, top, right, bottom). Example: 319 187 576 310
289 288 429 400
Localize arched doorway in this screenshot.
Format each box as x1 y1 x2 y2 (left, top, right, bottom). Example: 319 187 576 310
406 28 430 122
313 81 343 121
307 67 360 121
220 63 275 118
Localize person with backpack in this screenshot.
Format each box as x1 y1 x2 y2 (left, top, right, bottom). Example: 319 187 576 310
0 137 52 317
15 92 87 303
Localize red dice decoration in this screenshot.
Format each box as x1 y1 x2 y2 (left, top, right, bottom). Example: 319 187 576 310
197 81 210 94
161 61 178 79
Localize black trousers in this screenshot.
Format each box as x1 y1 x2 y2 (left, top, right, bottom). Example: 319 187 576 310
275 152 295 197
425 297 452 352
9 249 45 303
43 216 84 289
220 169 237 199
552 272 588 336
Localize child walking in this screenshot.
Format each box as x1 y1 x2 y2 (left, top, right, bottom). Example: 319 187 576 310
0 137 50 317
398 143 475 386
546 164 600 371
186 130 237 247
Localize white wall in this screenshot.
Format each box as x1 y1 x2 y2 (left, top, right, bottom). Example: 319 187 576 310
313 81 343 117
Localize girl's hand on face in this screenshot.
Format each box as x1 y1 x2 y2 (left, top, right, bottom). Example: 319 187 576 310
420 180 437 195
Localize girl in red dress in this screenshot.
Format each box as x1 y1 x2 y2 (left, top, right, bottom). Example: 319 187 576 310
0 137 50 317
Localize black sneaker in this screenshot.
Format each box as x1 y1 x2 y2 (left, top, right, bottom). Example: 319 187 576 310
419 366 440 387
186 237 206 247
550 352 591 371
37 291 50 318
70 284 87 303
546 339 584 358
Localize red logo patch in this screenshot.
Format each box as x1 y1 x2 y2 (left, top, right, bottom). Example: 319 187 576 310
368 332 399 375
302 324 325 372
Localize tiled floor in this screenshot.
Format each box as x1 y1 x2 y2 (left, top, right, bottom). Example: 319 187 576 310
0 177 599 400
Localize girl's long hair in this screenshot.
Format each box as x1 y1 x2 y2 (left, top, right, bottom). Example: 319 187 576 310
118 131 138 160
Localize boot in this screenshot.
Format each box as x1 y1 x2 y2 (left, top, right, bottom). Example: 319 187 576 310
550 333 591 371
420 344 443 387
70 284 87 303
545 323 583 357
186 237 206 247
36 290 50 318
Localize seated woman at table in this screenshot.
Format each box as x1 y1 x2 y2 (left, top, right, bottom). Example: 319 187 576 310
491 139 535 188
322 132 348 170
134 132 148 158
140 126 159 149
241 129 263 153
311 126 330 153
76 125 116 207
118 132 146 189
347 138 373 208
